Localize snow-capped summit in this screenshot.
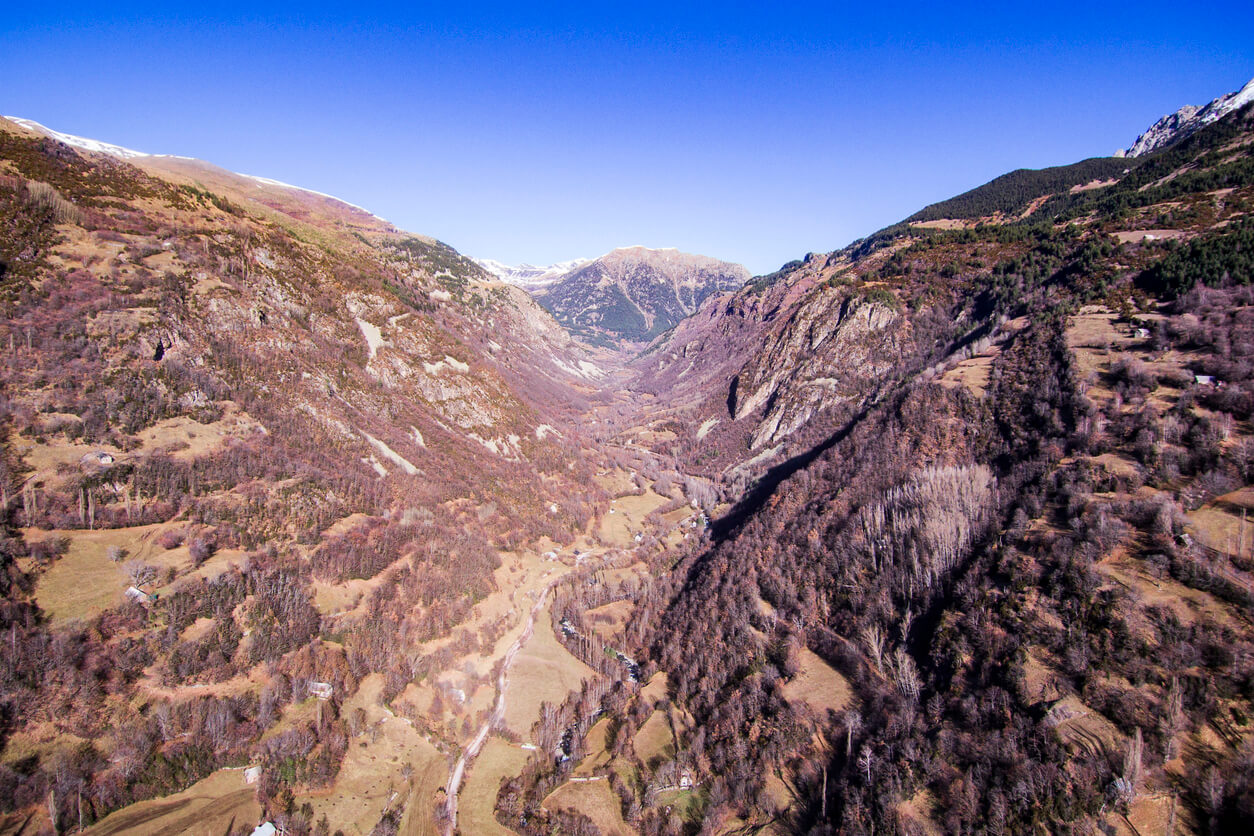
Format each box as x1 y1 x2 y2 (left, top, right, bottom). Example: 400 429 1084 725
1116 76 1254 158
4 116 152 159
3 115 391 224
473 257 592 288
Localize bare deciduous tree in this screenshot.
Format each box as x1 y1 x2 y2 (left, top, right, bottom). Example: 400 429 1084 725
1115 727 1144 807
860 623 885 674
842 710 862 757
124 559 157 588
891 647 922 701
1163 678 1184 760
856 745 873 785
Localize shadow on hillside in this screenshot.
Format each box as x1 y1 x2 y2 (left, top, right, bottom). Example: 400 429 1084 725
710 406 870 542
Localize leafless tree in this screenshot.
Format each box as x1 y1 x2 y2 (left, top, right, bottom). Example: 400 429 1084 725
899 608 915 643
188 536 215 566
124 559 157 588
842 710 862 757
1204 767 1225 822
1115 727 1143 806
891 647 922 701
860 623 885 673
856 745 873 785
1163 678 1184 760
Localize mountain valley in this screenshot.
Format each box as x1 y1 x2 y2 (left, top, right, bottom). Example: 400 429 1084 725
3 78 1254 836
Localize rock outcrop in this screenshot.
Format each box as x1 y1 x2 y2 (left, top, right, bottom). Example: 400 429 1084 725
1116 76 1254 157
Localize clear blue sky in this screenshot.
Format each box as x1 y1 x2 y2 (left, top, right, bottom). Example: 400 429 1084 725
4 2 1253 274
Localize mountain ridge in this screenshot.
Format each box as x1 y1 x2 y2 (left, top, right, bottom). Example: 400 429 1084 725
473 255 592 288
1116 75 1254 157
4 114 397 227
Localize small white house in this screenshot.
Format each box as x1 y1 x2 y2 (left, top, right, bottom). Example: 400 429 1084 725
81 451 114 466
243 766 261 785
308 681 333 700
1195 374 1216 386
124 586 149 604
1134 327 1151 339
251 823 277 836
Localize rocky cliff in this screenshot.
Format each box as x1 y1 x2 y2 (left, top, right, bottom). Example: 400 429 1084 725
1116 75 1254 157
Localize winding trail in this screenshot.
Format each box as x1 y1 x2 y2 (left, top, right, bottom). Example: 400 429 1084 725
443 584 552 835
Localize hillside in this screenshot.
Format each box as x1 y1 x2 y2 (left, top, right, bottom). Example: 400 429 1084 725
0 115 634 836
498 99 1254 835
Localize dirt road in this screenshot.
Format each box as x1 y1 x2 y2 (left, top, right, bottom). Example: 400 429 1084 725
443 584 552 834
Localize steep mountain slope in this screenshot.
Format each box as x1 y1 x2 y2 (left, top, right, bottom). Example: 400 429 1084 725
532 245 750 346
627 90 1254 493
0 116 622 835
498 98 1254 835
1116 76 1254 157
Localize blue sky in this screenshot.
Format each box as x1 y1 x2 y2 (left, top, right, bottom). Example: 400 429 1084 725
4 3 1253 274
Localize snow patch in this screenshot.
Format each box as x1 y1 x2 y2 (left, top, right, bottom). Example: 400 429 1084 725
535 424 562 440
410 425 426 448
2 117 393 222
5 116 150 158
363 455 388 478
696 417 720 440
1118 76 1254 157
473 256 591 288
241 174 389 221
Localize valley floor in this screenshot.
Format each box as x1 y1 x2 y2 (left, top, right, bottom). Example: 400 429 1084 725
8 453 688 836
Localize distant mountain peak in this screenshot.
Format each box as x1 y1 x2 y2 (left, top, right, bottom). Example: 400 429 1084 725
472 257 592 289
476 247 748 346
1116 76 1254 157
531 247 750 347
